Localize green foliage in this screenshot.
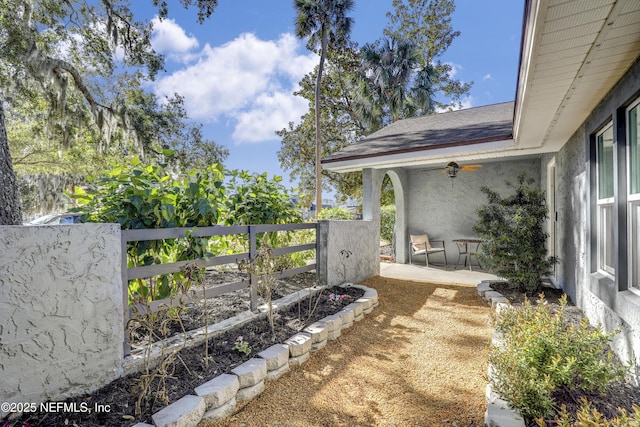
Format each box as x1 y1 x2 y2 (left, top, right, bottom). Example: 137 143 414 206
356 37 435 129
232 336 252 355
380 174 396 206
490 296 627 421
384 0 472 111
224 169 304 271
75 156 225 228
380 205 396 243
0 0 221 223
543 400 640 426
224 170 301 226
317 207 353 220
277 45 365 205
474 174 557 293
72 156 226 300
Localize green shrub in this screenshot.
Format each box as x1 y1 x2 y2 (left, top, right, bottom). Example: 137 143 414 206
474 174 557 293
380 204 396 243
72 156 226 301
317 207 353 220
490 295 626 421
543 400 640 426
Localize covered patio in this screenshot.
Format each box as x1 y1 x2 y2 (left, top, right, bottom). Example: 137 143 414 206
323 101 541 267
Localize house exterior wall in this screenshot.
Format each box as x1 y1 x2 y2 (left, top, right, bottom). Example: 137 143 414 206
404 159 541 265
552 56 640 379
0 224 124 414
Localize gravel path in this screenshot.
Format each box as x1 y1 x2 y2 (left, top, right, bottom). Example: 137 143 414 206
204 276 492 427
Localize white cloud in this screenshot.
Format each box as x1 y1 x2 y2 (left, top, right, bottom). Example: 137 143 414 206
233 91 308 142
483 73 493 80
151 17 199 56
153 31 317 144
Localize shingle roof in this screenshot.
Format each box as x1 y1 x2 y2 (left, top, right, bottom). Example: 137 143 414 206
322 101 514 164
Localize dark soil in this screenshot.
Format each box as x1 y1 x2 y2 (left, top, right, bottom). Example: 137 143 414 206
489 281 640 425
9 272 363 427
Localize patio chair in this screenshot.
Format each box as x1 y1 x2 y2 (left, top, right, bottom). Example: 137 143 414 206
409 234 447 267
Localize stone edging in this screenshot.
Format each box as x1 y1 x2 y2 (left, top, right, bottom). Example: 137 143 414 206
131 283 379 427
477 281 526 427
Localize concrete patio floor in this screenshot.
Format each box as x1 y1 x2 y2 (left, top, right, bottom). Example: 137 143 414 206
379 261 499 286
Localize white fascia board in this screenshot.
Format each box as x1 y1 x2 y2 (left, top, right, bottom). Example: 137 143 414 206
514 0 545 146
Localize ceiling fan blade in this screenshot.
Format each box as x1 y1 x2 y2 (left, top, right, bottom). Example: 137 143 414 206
460 164 483 171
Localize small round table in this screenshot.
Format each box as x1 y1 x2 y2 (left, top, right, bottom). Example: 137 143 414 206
452 238 483 271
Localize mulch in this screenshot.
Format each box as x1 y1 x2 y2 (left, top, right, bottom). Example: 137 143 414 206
7 271 363 427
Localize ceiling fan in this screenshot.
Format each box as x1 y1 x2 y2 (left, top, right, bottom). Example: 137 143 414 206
443 161 483 179
423 161 483 186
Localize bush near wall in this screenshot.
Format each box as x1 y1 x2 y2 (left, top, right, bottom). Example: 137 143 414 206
474 174 557 293
380 205 396 243
489 295 627 422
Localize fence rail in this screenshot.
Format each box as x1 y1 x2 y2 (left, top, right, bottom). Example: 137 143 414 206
120 223 318 355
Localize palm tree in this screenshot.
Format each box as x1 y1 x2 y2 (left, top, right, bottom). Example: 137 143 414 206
294 0 354 216
356 37 435 131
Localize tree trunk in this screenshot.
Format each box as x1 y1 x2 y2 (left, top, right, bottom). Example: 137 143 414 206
315 28 327 218
0 100 23 225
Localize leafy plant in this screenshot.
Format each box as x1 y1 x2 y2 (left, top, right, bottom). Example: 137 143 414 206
224 170 301 226
380 204 396 243
232 336 252 356
72 155 226 301
474 174 557 293
317 207 353 220
490 295 627 421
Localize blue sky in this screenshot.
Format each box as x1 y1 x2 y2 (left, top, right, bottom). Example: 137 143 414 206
134 1 524 194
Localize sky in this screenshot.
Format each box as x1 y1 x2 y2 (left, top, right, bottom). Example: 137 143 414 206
132 1 525 195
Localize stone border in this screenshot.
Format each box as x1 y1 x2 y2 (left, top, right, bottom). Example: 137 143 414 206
132 283 379 427
476 281 525 427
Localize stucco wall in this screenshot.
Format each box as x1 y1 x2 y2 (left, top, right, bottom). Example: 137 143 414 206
404 159 541 264
0 224 124 413
551 56 640 379
318 220 379 287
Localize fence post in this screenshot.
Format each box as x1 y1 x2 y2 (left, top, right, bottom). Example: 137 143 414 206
249 225 258 311
316 220 328 286
121 229 131 357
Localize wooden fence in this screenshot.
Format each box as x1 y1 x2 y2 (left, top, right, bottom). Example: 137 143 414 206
120 223 317 355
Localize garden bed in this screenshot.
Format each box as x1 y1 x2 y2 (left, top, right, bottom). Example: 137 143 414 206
487 281 640 426
10 272 363 427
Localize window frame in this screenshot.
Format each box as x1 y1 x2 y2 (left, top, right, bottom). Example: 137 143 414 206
596 122 615 276
627 99 640 289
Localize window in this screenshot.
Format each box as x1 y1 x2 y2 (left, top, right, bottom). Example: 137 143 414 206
628 101 640 288
597 123 615 275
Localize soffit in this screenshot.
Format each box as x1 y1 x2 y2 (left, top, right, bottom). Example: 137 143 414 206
514 0 640 151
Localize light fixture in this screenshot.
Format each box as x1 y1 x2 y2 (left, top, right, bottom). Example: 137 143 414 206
446 161 459 179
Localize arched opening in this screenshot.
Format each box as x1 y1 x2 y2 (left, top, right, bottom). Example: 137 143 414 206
379 170 407 263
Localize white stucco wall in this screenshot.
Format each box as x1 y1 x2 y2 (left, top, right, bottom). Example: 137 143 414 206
550 57 640 380
318 220 379 287
0 224 124 413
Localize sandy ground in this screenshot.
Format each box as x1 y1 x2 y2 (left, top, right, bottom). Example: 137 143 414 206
205 276 492 427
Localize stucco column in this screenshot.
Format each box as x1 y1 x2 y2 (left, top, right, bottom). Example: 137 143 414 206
362 168 385 222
